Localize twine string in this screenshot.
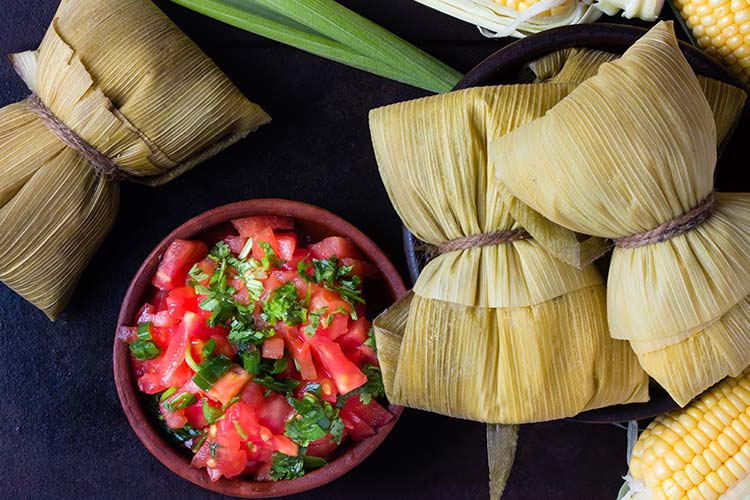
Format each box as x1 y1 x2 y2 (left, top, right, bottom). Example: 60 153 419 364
436 228 532 255
614 192 716 249
26 94 130 181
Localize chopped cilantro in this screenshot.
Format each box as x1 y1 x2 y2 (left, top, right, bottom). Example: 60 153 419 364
259 241 284 268
228 318 275 353
262 282 307 325
201 338 216 360
364 326 378 353
255 375 300 394
337 364 385 407
192 355 232 391
304 307 329 336
297 256 364 312
285 393 344 446
269 452 327 481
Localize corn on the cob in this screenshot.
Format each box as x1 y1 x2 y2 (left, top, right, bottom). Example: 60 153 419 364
626 369 750 500
673 0 750 84
413 0 664 38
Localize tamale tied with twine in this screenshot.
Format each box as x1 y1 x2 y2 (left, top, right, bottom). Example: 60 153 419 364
493 22 749 407
0 0 270 319
369 85 650 425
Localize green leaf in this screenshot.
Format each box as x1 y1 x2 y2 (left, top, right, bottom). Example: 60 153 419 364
241 349 262 376
202 338 217 360
129 339 161 360
269 452 306 481
228 318 275 352
192 354 232 391
364 326 377 353
170 0 461 92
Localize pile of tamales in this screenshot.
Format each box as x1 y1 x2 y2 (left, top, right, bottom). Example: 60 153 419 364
370 21 747 493
494 22 749 408
370 85 650 425
0 0 269 319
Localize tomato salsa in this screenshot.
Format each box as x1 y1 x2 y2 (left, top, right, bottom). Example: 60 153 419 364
119 216 393 482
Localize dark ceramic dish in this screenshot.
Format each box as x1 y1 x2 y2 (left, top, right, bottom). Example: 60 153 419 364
115 199 406 497
402 23 749 424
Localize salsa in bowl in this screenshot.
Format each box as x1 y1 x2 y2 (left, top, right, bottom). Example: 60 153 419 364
114 199 406 497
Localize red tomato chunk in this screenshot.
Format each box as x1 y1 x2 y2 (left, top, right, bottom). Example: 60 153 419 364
121 220 392 483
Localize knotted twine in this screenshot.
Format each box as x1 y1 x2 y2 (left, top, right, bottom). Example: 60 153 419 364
26 94 131 182
614 192 716 249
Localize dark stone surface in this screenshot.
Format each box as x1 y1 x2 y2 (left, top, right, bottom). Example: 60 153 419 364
2 1 739 499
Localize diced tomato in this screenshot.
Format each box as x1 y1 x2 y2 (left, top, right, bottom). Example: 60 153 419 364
263 270 308 300
229 276 249 305
340 257 378 279
309 236 362 260
150 289 169 311
136 358 165 394
256 393 294 434
322 313 349 340
179 308 227 343
271 435 299 457
240 381 267 409
336 317 369 347
310 286 352 316
339 406 376 441
347 344 379 367
208 366 251 405
166 286 199 320
344 397 393 429
306 434 339 458
278 324 317 380
153 312 175 331
213 445 247 480
309 334 368 395
152 239 208 291
275 233 297 261
262 337 285 359
252 227 281 261
225 234 248 256
184 399 213 429
159 381 201 429
295 377 338 404
285 249 309 271
232 216 294 238
158 315 193 388
211 334 236 359
191 439 212 469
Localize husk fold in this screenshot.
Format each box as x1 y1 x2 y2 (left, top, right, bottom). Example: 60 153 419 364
0 0 269 319
492 22 750 406
370 85 649 424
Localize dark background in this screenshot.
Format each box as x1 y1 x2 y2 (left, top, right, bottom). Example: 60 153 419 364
0 1 720 499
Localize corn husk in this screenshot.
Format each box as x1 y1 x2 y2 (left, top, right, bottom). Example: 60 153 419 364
0 0 269 319
492 22 750 406
370 84 650 425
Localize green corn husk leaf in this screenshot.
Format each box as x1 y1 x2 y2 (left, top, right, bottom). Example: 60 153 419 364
0 0 269 319
173 0 462 93
492 22 750 406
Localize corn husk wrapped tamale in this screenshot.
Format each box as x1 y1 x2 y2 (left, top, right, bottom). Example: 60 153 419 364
369 85 650 425
492 22 749 406
0 0 269 319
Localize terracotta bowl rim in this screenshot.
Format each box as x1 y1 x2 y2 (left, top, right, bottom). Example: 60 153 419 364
114 198 407 498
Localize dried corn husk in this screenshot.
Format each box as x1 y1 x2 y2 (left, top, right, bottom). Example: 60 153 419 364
0 0 269 319
492 22 749 406
370 84 649 424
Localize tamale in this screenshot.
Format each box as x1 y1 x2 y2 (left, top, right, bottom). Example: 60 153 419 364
0 0 270 319
492 22 750 406
370 84 649 425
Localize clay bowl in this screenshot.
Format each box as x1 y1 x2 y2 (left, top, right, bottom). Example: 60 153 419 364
403 23 748 424
115 199 406 497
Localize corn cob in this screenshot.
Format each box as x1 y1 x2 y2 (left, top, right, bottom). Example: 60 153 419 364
627 369 750 499
673 0 750 84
